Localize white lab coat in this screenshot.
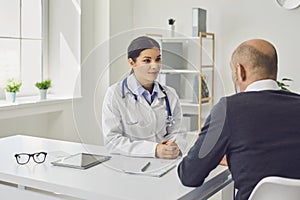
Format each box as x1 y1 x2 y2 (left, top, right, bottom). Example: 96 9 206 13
102 74 187 157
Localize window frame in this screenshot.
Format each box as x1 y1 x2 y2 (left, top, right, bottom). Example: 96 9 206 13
0 0 48 97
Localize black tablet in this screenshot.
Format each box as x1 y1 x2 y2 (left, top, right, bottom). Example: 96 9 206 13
51 153 111 169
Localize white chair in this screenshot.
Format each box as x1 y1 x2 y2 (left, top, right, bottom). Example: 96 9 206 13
248 176 300 200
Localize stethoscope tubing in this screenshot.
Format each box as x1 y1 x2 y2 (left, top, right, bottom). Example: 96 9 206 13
121 77 173 123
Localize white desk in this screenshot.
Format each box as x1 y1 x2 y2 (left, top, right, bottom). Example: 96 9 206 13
0 135 232 200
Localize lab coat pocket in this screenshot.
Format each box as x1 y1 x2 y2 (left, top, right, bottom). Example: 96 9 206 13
123 111 152 139
124 120 150 140
123 103 151 127
124 112 139 125
126 120 138 125
123 114 140 138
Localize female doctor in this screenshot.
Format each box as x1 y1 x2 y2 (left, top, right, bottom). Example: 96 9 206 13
102 36 186 159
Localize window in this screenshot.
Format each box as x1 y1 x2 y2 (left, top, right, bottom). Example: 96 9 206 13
0 0 46 95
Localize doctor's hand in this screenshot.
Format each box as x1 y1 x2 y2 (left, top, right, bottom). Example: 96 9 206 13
219 155 228 166
155 139 180 159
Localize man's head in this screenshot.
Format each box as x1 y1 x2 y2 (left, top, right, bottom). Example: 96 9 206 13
230 39 278 92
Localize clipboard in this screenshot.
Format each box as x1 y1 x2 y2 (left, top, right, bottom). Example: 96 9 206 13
51 153 111 169
106 155 177 177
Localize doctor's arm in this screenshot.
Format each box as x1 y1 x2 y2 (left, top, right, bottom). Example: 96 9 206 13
102 87 158 157
164 88 188 154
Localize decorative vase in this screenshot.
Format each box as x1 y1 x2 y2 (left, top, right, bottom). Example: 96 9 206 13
170 25 175 37
6 92 16 103
39 89 47 100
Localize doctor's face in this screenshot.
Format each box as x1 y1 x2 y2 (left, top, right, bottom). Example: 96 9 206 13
129 48 162 86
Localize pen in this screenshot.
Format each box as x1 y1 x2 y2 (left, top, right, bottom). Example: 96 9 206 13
141 162 151 172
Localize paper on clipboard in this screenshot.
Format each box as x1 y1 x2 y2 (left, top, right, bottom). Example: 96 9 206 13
106 155 177 177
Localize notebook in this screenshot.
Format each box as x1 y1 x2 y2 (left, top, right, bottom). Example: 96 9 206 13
105 155 177 177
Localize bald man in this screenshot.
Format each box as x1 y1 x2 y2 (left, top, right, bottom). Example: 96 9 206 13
178 39 300 200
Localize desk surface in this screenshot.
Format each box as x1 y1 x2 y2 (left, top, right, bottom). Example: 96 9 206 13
0 135 231 200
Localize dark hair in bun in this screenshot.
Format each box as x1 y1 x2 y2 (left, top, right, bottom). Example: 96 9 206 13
127 36 160 62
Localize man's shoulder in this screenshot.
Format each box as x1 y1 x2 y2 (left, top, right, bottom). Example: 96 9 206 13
105 81 122 99
219 90 300 112
226 90 300 101
109 80 124 91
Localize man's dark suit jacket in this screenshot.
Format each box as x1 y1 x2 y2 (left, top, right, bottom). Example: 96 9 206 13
178 90 300 200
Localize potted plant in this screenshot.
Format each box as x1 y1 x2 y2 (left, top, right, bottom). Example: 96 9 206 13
5 79 22 103
168 18 176 26
168 18 176 37
277 78 292 92
35 79 51 100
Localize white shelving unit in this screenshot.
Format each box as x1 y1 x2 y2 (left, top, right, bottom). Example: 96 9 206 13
198 32 215 130
157 32 215 131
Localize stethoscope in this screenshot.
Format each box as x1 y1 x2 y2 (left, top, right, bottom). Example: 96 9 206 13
121 77 175 135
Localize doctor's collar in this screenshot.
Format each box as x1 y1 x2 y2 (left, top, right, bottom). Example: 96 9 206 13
124 74 166 99
134 77 158 97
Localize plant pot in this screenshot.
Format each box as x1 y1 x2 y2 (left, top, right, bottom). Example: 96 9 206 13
39 89 48 100
169 25 175 37
6 92 16 103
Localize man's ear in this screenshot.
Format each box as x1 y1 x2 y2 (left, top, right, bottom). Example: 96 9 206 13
128 58 135 67
237 63 247 82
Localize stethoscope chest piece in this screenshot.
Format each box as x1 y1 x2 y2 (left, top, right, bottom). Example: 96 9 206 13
166 115 175 127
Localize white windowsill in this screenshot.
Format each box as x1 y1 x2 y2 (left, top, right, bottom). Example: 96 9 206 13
0 95 79 120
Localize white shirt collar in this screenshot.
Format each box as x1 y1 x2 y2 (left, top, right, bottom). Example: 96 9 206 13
244 79 280 92
126 74 165 98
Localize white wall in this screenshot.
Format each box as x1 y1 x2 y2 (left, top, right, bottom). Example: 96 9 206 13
109 0 133 84
132 0 300 100
48 0 81 97
0 102 79 142
0 114 49 138
73 0 111 145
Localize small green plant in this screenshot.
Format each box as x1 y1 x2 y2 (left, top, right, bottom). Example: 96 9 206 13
35 79 52 90
168 18 175 25
6 79 22 93
277 78 292 92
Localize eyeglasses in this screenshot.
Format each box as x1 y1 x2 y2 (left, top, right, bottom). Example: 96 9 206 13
14 152 47 165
